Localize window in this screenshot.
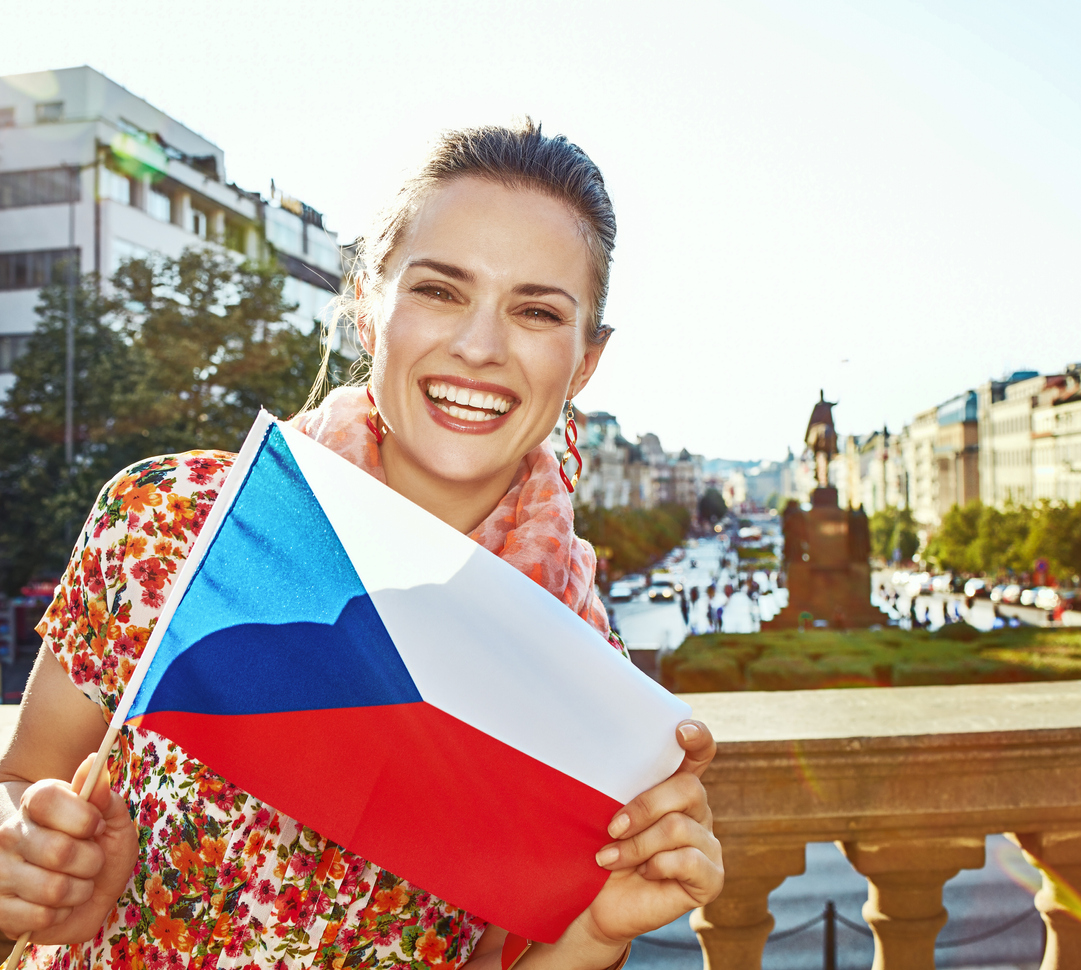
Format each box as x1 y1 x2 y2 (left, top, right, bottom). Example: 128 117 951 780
0 167 80 208
0 249 79 291
148 188 172 223
0 107 14 128
190 209 207 238
100 167 131 205
35 101 64 123
0 333 32 374
224 220 247 254
112 239 150 275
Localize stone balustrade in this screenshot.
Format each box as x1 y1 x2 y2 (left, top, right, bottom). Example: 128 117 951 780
683 680 1081 970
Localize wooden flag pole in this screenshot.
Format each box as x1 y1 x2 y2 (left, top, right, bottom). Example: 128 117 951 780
2 725 121 970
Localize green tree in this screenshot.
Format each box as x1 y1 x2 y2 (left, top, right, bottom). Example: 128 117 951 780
697 487 727 523
970 503 1030 576
1023 502 1081 582
868 507 899 560
927 501 982 572
575 504 691 578
0 248 346 592
891 507 920 562
868 506 919 562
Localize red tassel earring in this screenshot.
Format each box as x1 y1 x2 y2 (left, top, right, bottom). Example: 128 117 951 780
560 400 582 493
366 385 388 444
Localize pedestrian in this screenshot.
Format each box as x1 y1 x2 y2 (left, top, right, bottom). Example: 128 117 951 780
679 587 690 626
0 122 723 970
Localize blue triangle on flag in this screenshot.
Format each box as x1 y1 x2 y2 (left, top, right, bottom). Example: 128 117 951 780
131 425 421 717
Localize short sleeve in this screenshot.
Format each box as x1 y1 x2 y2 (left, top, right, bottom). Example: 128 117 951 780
35 451 235 719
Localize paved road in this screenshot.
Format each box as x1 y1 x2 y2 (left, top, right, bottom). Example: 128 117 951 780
609 535 786 651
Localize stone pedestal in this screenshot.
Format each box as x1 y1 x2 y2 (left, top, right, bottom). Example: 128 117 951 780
766 489 883 629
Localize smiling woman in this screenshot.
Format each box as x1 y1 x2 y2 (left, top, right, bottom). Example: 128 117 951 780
0 120 723 970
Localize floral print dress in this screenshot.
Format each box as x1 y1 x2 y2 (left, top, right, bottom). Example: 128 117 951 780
32 452 488 970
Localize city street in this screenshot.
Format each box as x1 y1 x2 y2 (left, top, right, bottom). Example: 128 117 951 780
609 533 786 654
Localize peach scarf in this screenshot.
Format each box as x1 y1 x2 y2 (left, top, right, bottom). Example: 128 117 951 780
291 387 610 637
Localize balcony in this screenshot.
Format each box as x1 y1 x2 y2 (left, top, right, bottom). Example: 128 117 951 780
687 680 1081 969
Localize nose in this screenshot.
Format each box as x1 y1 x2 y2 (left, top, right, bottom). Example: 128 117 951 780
447 301 508 369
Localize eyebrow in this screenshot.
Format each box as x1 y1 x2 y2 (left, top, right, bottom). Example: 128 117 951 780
406 259 579 307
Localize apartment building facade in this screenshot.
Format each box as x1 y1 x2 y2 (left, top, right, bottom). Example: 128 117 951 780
903 407 940 527
550 412 704 514
0 67 342 396
1033 369 1081 504
934 390 979 520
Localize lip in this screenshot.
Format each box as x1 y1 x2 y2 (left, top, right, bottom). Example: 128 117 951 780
419 376 518 435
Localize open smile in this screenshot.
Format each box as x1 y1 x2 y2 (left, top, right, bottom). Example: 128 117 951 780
424 377 518 424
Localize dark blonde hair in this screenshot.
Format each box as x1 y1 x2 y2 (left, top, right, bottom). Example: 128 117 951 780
306 119 616 409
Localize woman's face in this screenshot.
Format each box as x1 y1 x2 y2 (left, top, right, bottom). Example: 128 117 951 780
363 177 604 493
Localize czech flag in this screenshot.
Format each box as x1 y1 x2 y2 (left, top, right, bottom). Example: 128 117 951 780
113 411 690 944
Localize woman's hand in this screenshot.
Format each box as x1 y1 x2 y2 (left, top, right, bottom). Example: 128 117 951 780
0 753 139 944
576 719 723 948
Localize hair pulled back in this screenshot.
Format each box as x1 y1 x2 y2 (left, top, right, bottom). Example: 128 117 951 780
306 119 616 410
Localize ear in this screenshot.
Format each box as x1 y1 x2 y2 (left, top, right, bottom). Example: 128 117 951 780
568 333 609 398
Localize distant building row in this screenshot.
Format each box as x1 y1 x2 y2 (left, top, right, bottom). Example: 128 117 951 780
0 67 345 395
830 365 1081 531
548 410 705 514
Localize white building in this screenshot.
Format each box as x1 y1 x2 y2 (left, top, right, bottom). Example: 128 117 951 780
903 407 940 528
0 67 343 396
1033 368 1081 504
979 373 1048 507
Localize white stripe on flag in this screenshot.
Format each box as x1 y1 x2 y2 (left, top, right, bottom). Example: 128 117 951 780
280 423 688 805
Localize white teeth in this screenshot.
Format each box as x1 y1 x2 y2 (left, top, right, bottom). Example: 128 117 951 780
425 381 514 416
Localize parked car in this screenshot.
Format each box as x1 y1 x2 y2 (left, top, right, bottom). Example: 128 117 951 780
1001 584 1023 604
1019 588 1038 607
990 584 1008 603
647 574 684 602
963 578 987 598
1033 587 1060 611
931 574 952 593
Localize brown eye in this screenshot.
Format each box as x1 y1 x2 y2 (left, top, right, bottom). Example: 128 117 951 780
414 284 454 302
522 306 562 323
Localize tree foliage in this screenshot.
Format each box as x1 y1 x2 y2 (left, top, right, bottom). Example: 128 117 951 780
868 506 919 562
0 248 347 592
575 504 692 578
697 487 727 523
927 500 1081 581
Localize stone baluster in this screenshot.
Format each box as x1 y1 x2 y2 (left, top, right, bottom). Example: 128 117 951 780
691 842 805 970
841 836 984 970
1010 831 1081 970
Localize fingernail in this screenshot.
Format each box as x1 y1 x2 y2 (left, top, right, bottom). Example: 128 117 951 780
608 813 630 838
679 722 701 742
595 846 619 867
95 818 106 837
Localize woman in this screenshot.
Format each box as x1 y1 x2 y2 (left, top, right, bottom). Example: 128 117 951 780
0 121 723 970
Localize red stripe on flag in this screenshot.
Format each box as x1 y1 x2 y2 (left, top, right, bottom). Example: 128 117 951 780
132 702 620 942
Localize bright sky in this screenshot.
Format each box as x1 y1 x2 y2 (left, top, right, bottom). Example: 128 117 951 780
3 0 1079 460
